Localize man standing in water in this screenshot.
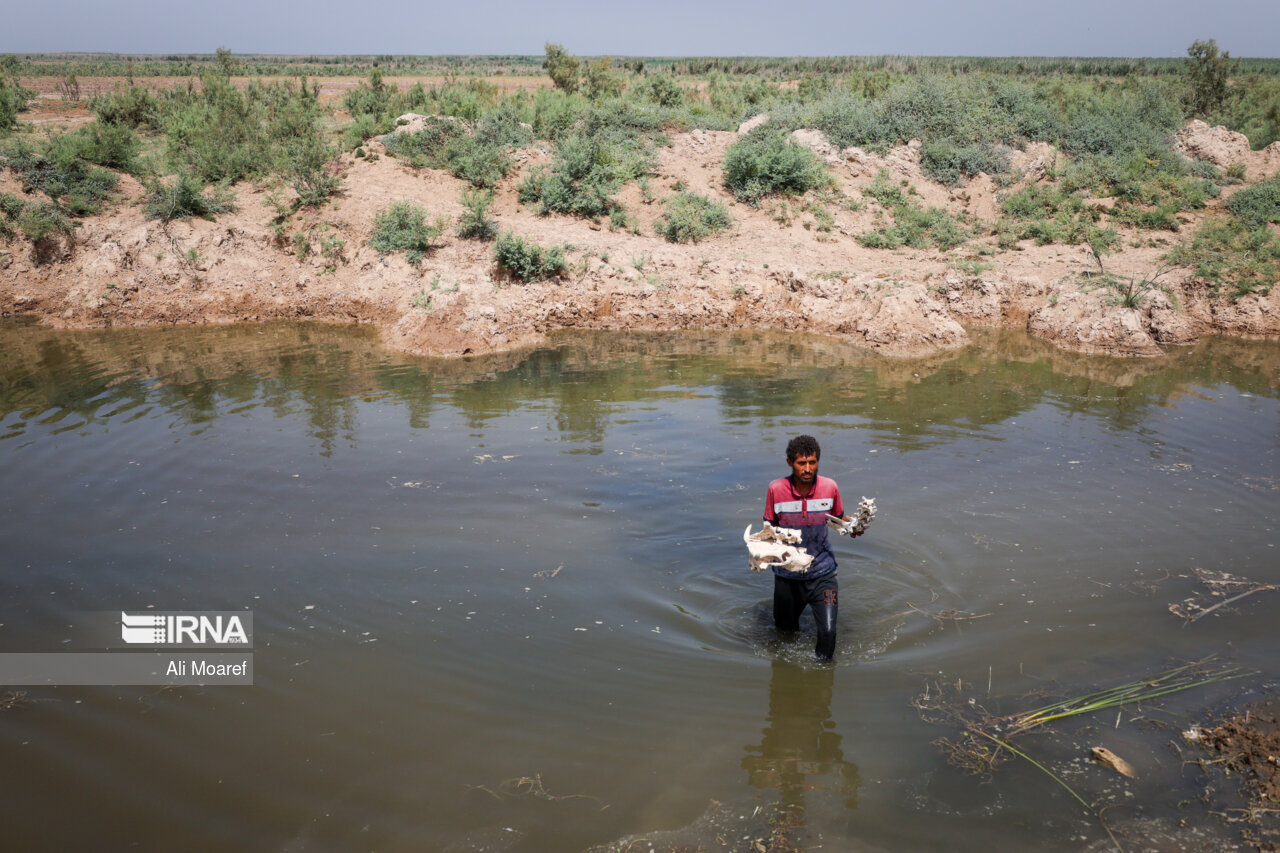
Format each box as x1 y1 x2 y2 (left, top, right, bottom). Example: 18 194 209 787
762 435 859 661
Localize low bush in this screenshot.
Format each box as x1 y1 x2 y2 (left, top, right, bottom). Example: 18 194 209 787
0 191 21 241
520 125 653 219
637 74 686 108
920 140 1007 186
0 191 21 220
17 201 77 264
381 116 469 168
997 183 1099 244
455 187 496 240
656 191 732 243
493 231 566 282
343 113 384 150
90 85 161 130
0 74 33 131
383 110 528 188
70 122 142 173
162 76 267 183
722 127 829 205
1225 178 1280 228
858 170 968 250
368 200 441 265
2 138 120 215
1167 217 1280 300
144 173 236 221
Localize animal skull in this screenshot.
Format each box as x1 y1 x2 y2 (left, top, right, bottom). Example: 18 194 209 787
744 522 813 573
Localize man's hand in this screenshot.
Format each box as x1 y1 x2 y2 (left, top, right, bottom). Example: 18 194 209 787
826 514 862 537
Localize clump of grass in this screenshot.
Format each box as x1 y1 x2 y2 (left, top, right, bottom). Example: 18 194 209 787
368 200 442 265
996 182 1101 246
1167 216 1280 301
656 191 732 243
915 657 1249 776
144 172 236 221
722 127 829 205
493 231 566 282
1165 176 1280 300
857 170 968 250
17 202 77 265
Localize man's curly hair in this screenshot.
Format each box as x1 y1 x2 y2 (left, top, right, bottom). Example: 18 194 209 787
786 434 821 462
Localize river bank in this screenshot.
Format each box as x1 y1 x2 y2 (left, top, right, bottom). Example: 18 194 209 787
3 119 1280 361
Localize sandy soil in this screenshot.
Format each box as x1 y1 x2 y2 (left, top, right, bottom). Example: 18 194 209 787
3 115 1279 361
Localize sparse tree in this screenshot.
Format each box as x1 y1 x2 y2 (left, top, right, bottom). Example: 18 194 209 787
1185 38 1237 117
543 43 579 94
582 57 623 102
215 46 239 79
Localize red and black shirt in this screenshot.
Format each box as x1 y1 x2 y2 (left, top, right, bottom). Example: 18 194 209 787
763 475 844 579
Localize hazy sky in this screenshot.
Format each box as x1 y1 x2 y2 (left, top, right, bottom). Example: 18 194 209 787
4 0 1276 57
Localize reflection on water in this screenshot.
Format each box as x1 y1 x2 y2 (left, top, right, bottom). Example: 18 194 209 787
742 659 861 814
1 318 1279 852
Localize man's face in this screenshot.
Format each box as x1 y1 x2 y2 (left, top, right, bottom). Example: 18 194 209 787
789 452 819 487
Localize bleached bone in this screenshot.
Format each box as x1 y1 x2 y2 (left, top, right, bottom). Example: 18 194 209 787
827 496 877 537
744 522 813 573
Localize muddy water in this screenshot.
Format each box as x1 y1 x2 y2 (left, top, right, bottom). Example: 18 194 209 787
0 319 1278 852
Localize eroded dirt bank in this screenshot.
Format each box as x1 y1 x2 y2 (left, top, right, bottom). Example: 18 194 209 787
3 120 1279 360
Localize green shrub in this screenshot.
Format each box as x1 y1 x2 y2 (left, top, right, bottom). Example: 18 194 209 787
519 125 653 218
0 191 21 241
920 140 1007 186
382 116 468 167
343 113 384 150
656 191 732 243
278 133 341 208
811 94 890 152
162 76 267 182
543 43 580 94
455 187 496 240
1059 86 1182 163
1167 216 1280 299
144 172 236 221
17 202 77 264
3 138 120 215
859 170 969 250
343 67 396 119
493 231 566 282
582 57 624 103
997 182 1099 245
1225 178 1280 228
70 122 142 173
0 191 21 220
1185 38 1237 117
90 85 161 130
638 75 685 108
0 73 33 131
723 128 829 205
368 200 440 265
383 111 527 188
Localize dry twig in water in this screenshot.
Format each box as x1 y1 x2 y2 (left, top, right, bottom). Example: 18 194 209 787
1169 568 1275 625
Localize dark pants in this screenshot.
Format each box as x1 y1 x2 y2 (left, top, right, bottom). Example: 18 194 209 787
773 572 839 661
